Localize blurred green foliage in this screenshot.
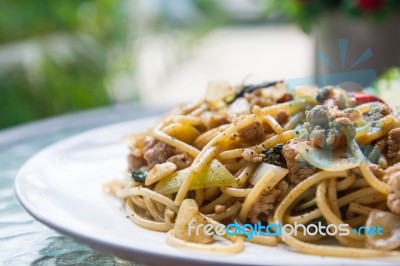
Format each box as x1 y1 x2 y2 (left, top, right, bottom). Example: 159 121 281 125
0 0 280 129
277 0 400 32
379 67 400 81
375 67 400 109
0 0 130 129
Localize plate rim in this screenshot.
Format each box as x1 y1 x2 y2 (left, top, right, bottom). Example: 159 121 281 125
13 116 399 266
13 117 240 266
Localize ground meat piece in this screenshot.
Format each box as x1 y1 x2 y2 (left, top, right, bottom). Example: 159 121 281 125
276 110 289 126
215 205 226 214
347 96 358 108
380 103 392 116
386 163 400 215
368 137 388 168
329 107 362 123
325 131 338 148
330 117 356 142
248 188 281 224
127 154 147 170
306 106 357 150
379 156 388 169
387 128 400 163
307 105 330 128
167 152 193 170
351 163 386 181
369 164 385 180
282 139 318 184
237 121 265 142
334 116 353 126
375 137 387 152
143 138 176 168
143 137 156 150
242 148 264 163
309 127 326 148
368 103 392 122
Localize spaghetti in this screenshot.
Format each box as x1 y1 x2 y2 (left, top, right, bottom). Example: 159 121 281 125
105 81 400 257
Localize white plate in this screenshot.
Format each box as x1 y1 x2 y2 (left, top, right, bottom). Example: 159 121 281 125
15 117 399 266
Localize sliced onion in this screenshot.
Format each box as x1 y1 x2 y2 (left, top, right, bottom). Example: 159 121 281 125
227 98 250 117
249 163 289 186
174 199 214 244
296 142 361 171
205 81 235 107
365 210 400 250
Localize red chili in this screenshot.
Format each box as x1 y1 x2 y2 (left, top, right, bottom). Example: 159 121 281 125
352 92 384 105
277 93 293 103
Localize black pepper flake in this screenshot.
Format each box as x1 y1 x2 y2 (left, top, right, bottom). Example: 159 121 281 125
261 144 286 167
130 169 148 183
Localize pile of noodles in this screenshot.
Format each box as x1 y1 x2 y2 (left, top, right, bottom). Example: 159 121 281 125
105 81 400 258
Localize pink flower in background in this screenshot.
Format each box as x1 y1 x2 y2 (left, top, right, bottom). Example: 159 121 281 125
356 0 384 11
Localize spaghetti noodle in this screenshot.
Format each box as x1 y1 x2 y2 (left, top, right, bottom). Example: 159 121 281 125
105 81 400 257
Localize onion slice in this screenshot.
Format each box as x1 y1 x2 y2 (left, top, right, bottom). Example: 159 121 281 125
365 210 400 250
296 142 361 171
249 163 289 186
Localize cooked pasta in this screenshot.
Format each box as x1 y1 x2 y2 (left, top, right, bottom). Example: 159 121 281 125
105 81 400 257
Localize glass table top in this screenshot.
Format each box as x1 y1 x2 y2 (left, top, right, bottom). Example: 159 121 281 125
0 104 167 265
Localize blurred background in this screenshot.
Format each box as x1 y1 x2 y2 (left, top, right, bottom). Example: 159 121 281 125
1 0 399 129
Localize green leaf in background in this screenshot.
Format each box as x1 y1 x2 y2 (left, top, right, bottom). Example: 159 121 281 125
0 0 229 129
275 0 400 33
375 67 400 110
0 0 131 129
